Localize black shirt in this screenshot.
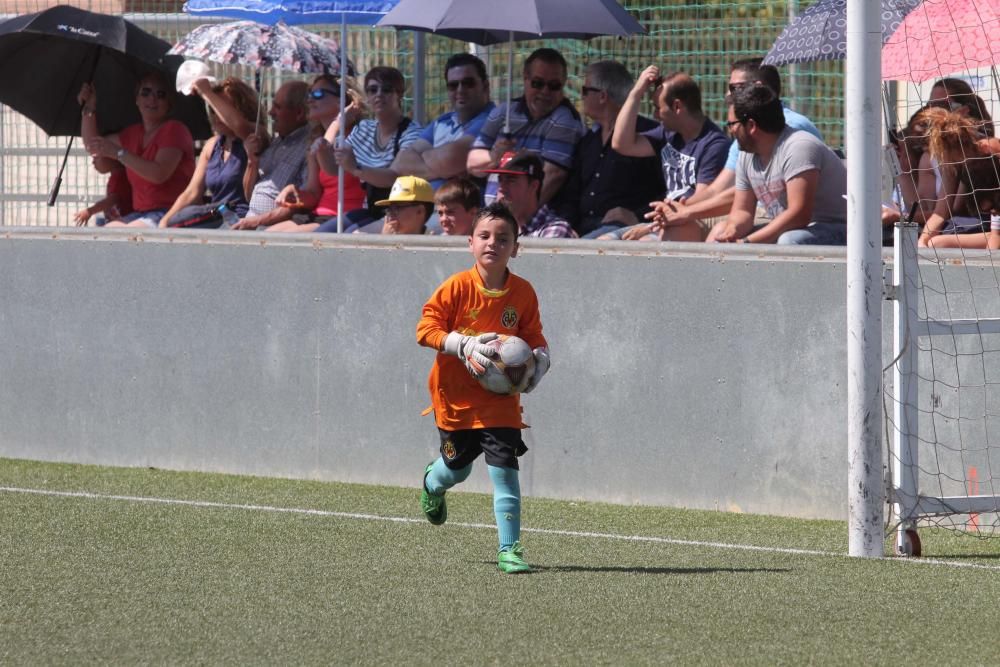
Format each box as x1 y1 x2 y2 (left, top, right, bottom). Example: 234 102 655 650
555 114 664 236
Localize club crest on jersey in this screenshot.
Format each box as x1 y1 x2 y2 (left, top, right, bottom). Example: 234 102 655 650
501 306 518 329
442 439 457 460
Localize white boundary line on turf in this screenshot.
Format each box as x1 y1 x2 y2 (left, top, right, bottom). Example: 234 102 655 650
3 485 1000 571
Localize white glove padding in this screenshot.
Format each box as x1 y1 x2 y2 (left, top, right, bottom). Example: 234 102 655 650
443 331 499 378
523 347 550 393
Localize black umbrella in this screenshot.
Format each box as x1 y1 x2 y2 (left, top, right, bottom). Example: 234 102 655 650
377 0 644 131
376 0 644 45
0 5 211 204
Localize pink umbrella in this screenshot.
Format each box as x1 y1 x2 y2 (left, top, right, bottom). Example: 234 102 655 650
882 0 1000 81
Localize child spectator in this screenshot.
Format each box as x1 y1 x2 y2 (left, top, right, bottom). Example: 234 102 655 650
73 157 132 226
354 175 434 234
415 202 551 574
433 177 480 236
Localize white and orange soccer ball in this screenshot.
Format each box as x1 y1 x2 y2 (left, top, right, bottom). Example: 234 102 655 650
477 335 535 395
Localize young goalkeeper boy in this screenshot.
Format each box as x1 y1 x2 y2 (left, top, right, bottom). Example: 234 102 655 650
415 201 550 574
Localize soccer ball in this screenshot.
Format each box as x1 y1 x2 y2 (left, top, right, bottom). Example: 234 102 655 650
478 335 535 395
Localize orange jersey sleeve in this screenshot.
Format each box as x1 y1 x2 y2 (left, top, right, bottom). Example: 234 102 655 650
416 267 548 431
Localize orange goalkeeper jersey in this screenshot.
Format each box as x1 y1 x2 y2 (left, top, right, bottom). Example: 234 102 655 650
416 266 547 431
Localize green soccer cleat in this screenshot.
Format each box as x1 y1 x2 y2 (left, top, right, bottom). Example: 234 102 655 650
497 541 531 574
420 462 447 525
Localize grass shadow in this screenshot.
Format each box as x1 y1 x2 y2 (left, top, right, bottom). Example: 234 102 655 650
480 562 791 575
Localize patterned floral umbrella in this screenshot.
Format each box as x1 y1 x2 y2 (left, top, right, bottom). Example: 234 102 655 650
763 0 922 67
168 20 354 75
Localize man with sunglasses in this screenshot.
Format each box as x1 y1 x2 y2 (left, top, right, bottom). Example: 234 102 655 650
553 60 664 238
467 48 585 207
390 53 494 192
710 84 846 245
646 58 823 240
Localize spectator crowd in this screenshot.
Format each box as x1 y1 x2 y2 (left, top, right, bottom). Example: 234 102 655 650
74 48 1000 248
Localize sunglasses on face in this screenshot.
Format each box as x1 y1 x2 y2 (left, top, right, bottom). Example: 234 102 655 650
725 119 746 134
446 77 479 91
581 85 603 96
527 78 563 92
386 203 421 215
139 87 168 100
365 84 397 95
309 88 341 100
728 82 748 94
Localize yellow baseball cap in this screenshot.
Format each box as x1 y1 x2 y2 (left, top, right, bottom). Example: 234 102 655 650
374 175 435 207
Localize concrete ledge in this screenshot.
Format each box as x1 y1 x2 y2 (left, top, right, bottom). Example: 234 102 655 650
0 228 895 519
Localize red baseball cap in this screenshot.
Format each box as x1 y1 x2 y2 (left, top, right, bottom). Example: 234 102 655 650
483 151 543 179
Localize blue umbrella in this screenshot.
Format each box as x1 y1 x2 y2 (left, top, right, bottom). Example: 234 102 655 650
182 0 400 231
184 0 396 26
763 0 923 66
377 0 644 131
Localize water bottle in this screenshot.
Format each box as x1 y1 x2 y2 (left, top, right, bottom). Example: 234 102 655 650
215 203 238 230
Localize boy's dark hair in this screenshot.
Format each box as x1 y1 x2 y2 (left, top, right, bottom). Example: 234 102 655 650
732 83 786 134
472 202 520 240
523 48 567 77
730 57 782 97
444 53 488 84
434 177 481 210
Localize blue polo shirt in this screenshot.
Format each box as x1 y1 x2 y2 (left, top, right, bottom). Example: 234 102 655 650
419 102 495 190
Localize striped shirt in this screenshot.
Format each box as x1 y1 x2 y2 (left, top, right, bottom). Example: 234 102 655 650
346 118 423 169
473 98 585 203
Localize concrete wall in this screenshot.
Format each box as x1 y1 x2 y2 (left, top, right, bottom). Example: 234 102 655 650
0 229 872 519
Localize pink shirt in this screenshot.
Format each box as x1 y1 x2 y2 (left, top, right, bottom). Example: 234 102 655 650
118 120 195 212
316 168 366 216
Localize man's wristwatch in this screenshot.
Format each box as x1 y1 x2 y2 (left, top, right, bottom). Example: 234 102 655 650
116 147 127 161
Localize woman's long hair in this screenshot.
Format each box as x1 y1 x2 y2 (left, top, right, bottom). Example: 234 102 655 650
916 106 1000 215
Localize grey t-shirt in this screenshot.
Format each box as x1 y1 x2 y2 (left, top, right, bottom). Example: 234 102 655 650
736 127 846 225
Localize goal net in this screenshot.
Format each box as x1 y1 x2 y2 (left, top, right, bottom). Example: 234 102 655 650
881 0 1000 556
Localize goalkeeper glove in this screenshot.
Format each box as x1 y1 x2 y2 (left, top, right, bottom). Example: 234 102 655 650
523 347 550 393
443 331 498 378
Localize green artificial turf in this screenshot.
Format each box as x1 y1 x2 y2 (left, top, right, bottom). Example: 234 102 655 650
1 457 998 665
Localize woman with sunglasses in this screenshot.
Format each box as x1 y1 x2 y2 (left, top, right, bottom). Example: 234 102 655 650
268 75 367 233
78 72 196 228
333 66 423 230
157 77 262 228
